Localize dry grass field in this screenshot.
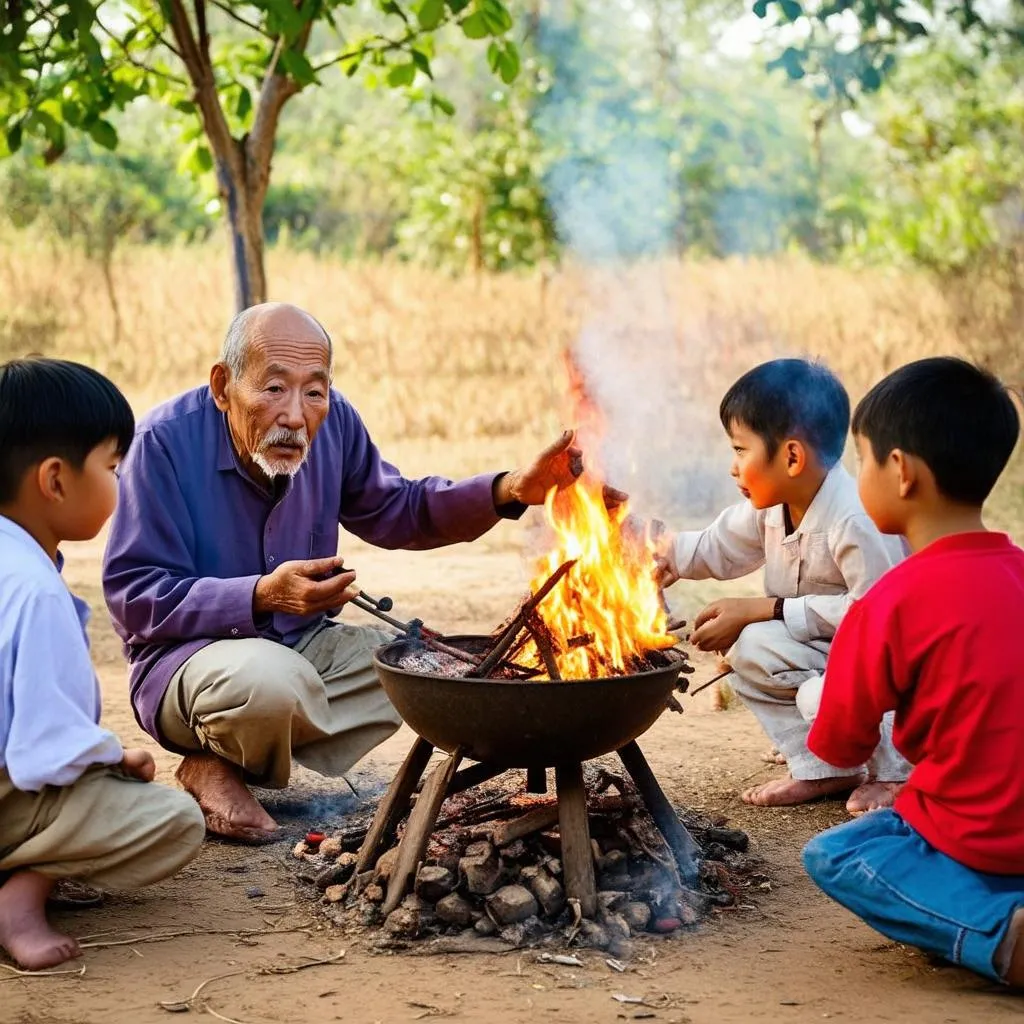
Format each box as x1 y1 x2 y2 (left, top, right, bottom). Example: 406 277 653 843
3 237 1024 1023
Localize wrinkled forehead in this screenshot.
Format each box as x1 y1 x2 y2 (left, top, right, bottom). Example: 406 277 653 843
245 311 331 376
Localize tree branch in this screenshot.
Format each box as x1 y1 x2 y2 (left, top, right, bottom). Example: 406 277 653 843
94 12 190 86
310 26 433 75
208 0 273 38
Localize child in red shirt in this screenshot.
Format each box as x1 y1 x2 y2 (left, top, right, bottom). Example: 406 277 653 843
803 356 1024 985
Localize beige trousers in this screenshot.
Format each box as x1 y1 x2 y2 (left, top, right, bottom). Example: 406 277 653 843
727 620 912 783
0 766 204 889
158 621 402 789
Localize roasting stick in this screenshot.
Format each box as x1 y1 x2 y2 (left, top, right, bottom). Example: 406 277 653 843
689 667 732 698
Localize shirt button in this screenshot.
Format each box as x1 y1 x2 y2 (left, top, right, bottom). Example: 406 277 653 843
231 628 239 636
268 555 276 564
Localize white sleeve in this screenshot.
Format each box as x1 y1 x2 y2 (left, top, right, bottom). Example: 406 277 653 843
667 502 766 583
784 515 902 643
5 592 123 792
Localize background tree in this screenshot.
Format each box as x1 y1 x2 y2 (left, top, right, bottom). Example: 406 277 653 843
0 0 520 308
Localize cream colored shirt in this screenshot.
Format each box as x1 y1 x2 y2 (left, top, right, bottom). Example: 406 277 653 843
666 465 905 644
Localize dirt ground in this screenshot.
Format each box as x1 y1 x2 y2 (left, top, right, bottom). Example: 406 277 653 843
5 527 1022 1024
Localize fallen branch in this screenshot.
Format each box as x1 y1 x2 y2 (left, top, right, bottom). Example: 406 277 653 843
0 962 87 980
80 925 313 950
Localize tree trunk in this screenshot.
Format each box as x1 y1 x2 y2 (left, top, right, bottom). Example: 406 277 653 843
218 160 267 311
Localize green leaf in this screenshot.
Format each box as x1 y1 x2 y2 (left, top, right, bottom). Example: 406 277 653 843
779 0 802 20
87 119 119 150
5 124 23 155
411 50 433 78
448 0 471 11
753 0 772 17
430 92 455 116
417 0 445 29
487 41 502 73
386 61 417 87
236 87 252 120
461 11 488 38
860 65 882 91
500 40 520 83
481 0 513 34
279 49 318 87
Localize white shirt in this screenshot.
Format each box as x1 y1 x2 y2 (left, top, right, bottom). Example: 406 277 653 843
667 465 905 643
0 516 122 791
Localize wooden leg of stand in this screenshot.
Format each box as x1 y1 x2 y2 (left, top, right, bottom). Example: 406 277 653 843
618 740 700 884
526 765 548 794
555 762 597 918
382 748 464 916
356 737 434 874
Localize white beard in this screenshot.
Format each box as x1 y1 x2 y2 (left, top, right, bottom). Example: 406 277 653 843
252 427 310 479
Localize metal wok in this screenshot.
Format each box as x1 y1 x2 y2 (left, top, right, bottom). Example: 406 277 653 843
373 635 684 768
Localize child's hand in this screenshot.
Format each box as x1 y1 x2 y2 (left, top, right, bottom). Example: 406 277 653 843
120 748 156 783
690 598 772 653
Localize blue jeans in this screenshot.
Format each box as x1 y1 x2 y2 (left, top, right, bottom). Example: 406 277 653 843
803 809 1024 983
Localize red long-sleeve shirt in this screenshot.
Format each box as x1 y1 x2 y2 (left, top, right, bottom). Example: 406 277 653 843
809 531 1024 876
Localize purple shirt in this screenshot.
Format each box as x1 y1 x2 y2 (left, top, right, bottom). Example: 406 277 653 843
103 386 507 741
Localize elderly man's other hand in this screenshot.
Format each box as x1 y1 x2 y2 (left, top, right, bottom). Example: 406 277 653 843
253 557 360 617
495 430 584 507
121 748 156 783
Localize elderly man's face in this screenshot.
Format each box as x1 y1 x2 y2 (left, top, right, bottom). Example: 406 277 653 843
211 310 331 482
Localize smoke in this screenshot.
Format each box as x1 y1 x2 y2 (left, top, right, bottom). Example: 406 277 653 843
533 3 748 523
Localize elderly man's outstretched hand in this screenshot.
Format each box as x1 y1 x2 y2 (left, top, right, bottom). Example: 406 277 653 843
495 430 585 507
253 557 360 617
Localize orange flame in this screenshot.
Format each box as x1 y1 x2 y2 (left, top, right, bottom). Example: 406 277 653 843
519 347 674 679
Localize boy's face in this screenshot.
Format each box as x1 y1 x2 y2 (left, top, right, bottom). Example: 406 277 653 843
727 419 792 509
52 437 122 542
854 433 903 534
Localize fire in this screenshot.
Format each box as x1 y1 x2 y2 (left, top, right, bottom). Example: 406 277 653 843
523 476 675 680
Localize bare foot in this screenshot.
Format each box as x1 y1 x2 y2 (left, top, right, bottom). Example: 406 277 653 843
175 753 280 843
761 748 787 765
742 773 865 807
846 781 903 816
0 871 81 970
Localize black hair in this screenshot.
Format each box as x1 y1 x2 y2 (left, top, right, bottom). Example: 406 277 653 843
0 357 135 503
719 358 850 467
852 356 1020 506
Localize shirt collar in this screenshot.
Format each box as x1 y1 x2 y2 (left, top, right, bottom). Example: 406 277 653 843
0 514 63 576
762 463 848 536
215 403 294 501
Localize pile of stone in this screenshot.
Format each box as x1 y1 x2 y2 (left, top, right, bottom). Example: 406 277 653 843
292 772 754 955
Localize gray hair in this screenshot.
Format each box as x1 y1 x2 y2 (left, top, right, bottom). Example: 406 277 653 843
220 304 333 379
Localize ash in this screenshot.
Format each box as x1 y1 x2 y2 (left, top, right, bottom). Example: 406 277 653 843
290 766 761 956
396 649 470 677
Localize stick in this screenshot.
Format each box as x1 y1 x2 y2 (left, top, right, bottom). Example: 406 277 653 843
0 962 86 980
476 559 577 678
526 615 562 680
689 668 731 698
78 925 313 950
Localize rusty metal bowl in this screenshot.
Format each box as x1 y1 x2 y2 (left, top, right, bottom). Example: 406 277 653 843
373 635 683 768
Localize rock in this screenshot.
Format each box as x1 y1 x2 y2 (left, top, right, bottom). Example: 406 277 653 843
463 840 495 860
596 848 628 874
415 865 456 903
460 849 502 896
604 913 631 940
337 851 358 870
363 883 385 904
245 886 265 899
597 871 632 892
324 884 347 904
500 839 528 860
435 893 474 928
576 919 610 949
316 858 356 891
402 893 433 913
522 867 565 918
598 891 628 914
607 935 634 961
623 901 652 932
487 885 539 926
374 847 399 884
292 841 310 860
319 836 344 859
474 915 498 936
499 915 546 947
677 903 700 926
384 907 419 938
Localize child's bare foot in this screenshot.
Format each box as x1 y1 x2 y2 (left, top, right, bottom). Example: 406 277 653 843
998 908 1024 986
846 781 903 816
742 773 864 807
0 871 81 970
761 748 787 765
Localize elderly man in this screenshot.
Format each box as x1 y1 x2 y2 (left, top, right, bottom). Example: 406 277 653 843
103 302 586 842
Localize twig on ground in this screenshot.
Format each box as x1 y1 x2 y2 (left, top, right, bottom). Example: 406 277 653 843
0 962 87 980
80 925 312 950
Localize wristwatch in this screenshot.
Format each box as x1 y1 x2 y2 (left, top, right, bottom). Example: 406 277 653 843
772 596 786 621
